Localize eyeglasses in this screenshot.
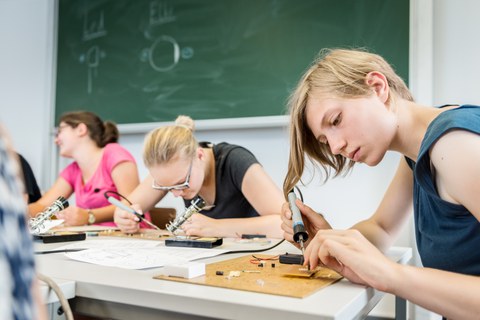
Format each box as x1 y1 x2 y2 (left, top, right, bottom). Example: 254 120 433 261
55 124 70 137
151 160 193 191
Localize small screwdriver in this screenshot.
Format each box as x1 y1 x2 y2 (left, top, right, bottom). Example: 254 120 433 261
287 191 309 256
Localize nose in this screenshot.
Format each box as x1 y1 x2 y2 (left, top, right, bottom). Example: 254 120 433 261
328 133 346 156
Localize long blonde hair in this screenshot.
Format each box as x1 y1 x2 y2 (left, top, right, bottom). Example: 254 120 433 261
283 48 413 196
143 115 198 168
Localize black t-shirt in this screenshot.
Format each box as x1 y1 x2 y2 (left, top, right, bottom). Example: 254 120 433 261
183 142 260 219
17 153 41 203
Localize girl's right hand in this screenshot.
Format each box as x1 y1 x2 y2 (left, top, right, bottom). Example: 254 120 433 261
304 229 398 291
280 199 332 248
114 204 142 234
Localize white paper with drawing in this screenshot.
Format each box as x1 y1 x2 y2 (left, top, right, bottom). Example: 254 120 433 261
56 239 160 250
64 243 227 269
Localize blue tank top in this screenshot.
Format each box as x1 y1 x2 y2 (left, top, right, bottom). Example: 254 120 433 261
406 105 480 275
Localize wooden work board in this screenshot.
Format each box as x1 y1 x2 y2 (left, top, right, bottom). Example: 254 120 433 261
154 254 342 298
97 229 170 241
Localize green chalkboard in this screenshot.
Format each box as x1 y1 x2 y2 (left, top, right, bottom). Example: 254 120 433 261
55 0 409 124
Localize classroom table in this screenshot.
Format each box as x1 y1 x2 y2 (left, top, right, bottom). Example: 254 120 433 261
35 237 412 320
40 276 75 319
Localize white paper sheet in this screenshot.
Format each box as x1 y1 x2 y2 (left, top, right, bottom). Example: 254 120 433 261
56 239 161 250
65 245 227 269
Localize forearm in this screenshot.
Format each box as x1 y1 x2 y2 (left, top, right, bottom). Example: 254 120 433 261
28 202 45 217
351 219 393 251
217 214 283 238
89 204 117 223
349 160 413 251
391 265 480 319
28 177 74 218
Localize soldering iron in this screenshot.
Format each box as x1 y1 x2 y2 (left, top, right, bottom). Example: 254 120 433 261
107 196 161 230
287 189 309 255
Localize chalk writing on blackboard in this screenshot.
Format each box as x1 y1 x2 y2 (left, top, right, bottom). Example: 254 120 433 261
149 1 176 26
80 10 107 94
142 2 193 72
82 11 107 41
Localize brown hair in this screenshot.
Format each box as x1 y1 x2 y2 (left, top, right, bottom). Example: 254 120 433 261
283 48 413 196
59 111 119 148
143 115 197 168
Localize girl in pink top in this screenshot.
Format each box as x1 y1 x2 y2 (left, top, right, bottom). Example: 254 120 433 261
28 111 141 227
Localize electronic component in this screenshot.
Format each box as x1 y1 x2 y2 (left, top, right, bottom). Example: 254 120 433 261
279 253 305 265
241 234 266 239
33 231 86 243
165 237 223 248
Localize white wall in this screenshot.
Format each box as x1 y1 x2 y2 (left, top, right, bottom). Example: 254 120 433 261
433 0 480 105
0 0 56 187
1 0 479 319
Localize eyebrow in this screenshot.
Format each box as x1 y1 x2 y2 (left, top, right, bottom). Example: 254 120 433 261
162 173 186 186
314 110 331 141
172 162 192 184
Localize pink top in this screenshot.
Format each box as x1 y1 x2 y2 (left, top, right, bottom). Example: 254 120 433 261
60 143 151 227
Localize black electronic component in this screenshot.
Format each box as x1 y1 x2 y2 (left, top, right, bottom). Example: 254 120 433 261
165 237 223 249
279 253 305 265
33 232 86 243
241 234 267 239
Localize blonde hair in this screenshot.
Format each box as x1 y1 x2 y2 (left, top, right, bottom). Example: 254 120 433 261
143 115 198 168
283 48 413 196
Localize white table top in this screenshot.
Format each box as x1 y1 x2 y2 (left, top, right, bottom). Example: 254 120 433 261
35 237 412 320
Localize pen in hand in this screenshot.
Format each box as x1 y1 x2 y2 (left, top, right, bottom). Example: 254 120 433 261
107 196 161 231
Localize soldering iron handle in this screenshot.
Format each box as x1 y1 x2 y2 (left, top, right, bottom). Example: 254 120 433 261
108 196 143 218
288 193 302 224
287 192 309 243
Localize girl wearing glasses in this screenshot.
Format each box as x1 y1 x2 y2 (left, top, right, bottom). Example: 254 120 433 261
281 48 480 318
28 111 140 226
114 115 284 238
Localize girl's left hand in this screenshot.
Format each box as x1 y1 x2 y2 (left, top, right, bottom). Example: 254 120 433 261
181 213 220 237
